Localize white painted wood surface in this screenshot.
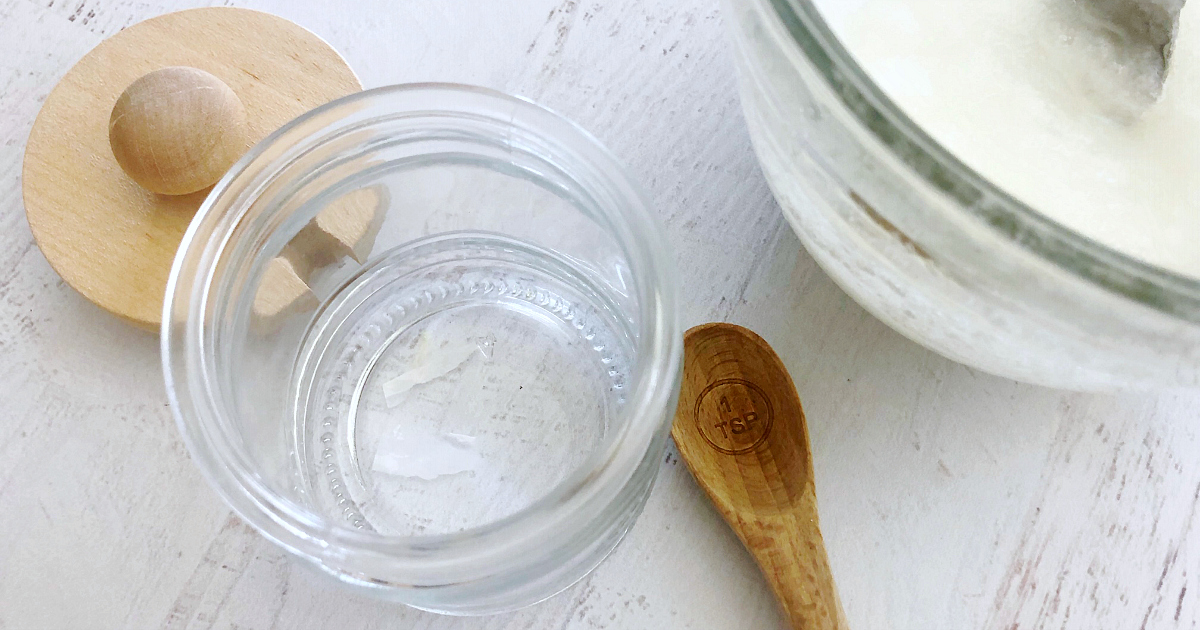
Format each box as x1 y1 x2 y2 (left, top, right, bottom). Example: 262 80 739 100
1 0 1198 628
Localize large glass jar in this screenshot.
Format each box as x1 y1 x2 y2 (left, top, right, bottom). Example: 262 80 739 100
726 0 1200 389
163 84 681 614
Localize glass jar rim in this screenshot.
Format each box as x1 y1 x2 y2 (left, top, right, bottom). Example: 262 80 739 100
162 83 682 582
769 0 1200 322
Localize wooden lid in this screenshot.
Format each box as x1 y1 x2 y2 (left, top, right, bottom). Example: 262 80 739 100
22 8 361 329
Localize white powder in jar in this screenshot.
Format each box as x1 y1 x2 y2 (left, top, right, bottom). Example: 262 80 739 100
816 0 1200 278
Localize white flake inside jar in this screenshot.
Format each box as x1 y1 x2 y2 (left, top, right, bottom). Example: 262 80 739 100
372 429 484 480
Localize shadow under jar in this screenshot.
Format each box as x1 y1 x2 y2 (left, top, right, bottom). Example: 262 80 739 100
163 84 681 614
726 0 1200 390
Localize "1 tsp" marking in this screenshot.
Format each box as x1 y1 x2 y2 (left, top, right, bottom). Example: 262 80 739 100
713 395 759 438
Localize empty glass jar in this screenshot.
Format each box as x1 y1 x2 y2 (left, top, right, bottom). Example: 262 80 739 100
163 84 682 613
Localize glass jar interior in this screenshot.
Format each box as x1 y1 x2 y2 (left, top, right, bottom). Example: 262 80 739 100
177 85 668 548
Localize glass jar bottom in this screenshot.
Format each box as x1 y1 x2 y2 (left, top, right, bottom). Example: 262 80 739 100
291 233 634 536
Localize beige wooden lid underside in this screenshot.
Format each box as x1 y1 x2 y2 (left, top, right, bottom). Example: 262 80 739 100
22 7 361 329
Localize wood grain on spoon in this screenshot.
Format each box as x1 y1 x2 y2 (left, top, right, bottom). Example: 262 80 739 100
671 323 846 630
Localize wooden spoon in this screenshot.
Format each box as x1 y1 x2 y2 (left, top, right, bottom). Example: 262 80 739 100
671 323 846 630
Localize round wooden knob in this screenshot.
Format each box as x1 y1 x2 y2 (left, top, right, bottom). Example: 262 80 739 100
109 66 248 195
22 8 363 329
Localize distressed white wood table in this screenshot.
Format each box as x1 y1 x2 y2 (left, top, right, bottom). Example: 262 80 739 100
2 1 1198 628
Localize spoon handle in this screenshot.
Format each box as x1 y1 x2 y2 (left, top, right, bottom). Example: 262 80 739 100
739 510 847 630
